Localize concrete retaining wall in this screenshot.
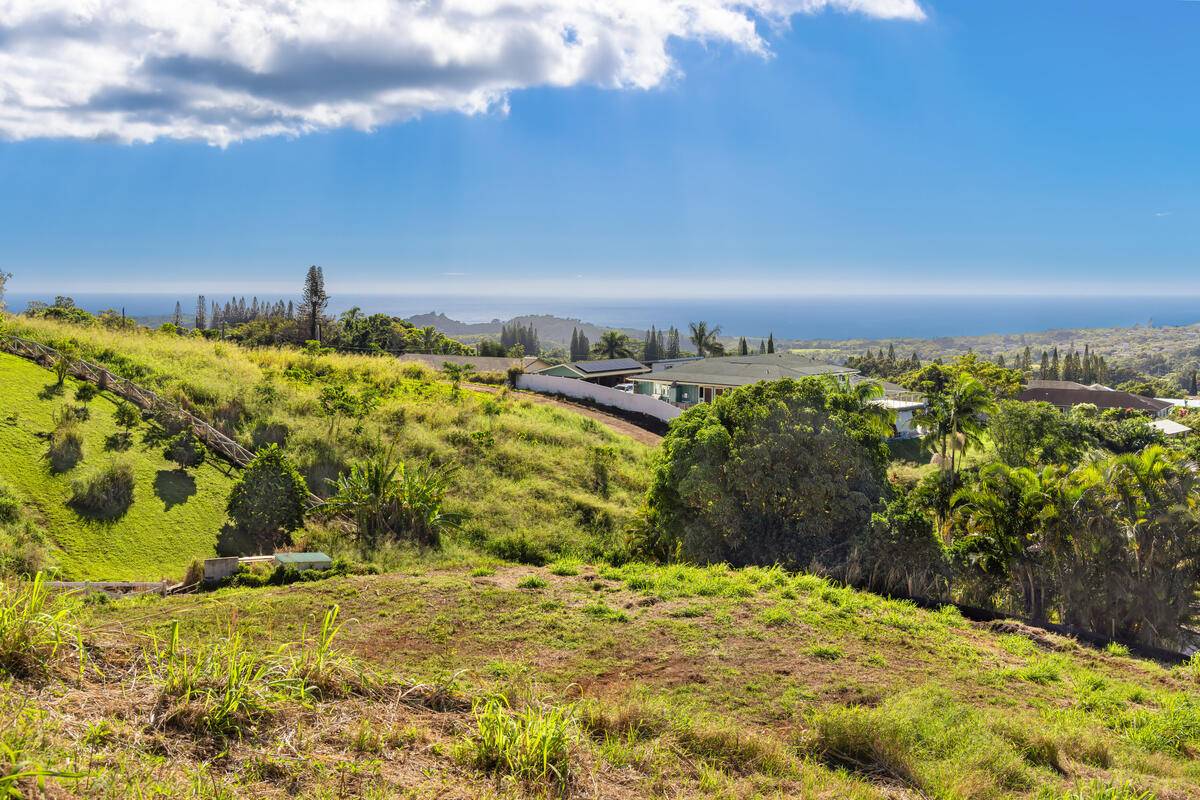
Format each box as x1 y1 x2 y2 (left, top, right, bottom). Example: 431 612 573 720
516 373 682 423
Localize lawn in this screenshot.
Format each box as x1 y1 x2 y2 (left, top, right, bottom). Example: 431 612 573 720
4 561 1195 798
0 351 237 580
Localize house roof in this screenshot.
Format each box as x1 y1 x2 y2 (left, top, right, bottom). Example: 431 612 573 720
637 354 856 388
1017 387 1172 414
1151 419 1191 437
572 358 648 375
1027 379 1089 390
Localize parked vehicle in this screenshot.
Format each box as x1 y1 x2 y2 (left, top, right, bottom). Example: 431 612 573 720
614 382 635 393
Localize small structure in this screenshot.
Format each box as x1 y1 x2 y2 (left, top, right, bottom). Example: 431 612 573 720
535 357 650 387
1151 419 1192 438
634 353 859 406
274 552 333 571
202 557 241 583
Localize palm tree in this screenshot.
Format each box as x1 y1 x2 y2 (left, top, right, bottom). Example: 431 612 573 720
825 378 895 440
688 321 725 358
913 373 995 477
591 330 633 360
420 326 440 354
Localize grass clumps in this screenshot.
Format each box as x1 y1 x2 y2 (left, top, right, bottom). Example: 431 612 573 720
457 696 574 790
0 573 79 679
146 605 368 737
45 421 83 474
516 575 548 590
68 459 135 519
807 687 1061 796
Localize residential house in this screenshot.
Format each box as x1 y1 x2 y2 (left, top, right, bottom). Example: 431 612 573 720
1017 380 1172 418
634 353 924 437
534 357 650 387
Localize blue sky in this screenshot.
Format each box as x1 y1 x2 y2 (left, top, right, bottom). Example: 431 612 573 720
1 0 1197 298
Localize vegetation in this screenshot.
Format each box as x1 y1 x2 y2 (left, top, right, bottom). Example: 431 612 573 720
225 445 308 550
1 563 1196 798
0 351 236 580
68 459 136 520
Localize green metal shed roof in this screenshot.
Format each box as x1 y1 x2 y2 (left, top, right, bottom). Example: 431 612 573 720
274 552 332 565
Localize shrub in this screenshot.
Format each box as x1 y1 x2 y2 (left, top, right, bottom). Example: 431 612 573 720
46 423 84 473
323 453 462 548
163 430 206 469
226 444 308 548
70 460 136 519
113 400 140 433
517 575 547 590
458 697 574 788
488 534 549 566
73 383 98 402
0 486 20 526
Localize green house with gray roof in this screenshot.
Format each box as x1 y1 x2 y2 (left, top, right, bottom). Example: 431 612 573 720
634 353 858 406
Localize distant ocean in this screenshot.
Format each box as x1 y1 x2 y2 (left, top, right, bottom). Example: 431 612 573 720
9 292 1200 342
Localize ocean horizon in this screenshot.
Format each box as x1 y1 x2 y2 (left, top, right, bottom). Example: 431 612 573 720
8 292 1200 343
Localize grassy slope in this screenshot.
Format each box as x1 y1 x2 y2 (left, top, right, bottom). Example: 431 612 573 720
0 351 236 580
7 563 1197 799
4 316 652 560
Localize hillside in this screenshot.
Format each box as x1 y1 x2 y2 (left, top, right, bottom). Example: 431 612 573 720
2 315 652 566
4 560 1198 798
0 351 236 580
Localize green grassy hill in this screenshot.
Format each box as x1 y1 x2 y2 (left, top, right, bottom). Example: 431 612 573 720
0 351 236 580
4 560 1198 798
3 315 652 568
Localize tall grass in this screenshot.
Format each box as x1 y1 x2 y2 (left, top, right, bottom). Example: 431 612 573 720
146 604 368 736
0 573 79 678
458 696 574 789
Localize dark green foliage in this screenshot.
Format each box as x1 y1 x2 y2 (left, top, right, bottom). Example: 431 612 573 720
487 534 549 566
163 431 206 469
850 485 949 599
70 460 136 520
46 423 84 473
73 383 98 403
226 445 308 547
1070 406 1163 455
642 378 888 569
990 400 1086 467
323 453 461 548
0 485 20 525
113 401 140 434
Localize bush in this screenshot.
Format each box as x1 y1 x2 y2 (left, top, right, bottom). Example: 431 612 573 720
488 534 549 566
0 486 20 526
73 383 98 402
46 423 84 473
70 460 136 519
226 444 308 548
163 430 206 469
642 378 887 569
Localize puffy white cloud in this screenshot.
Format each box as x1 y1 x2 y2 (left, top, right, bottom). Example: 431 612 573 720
0 0 924 145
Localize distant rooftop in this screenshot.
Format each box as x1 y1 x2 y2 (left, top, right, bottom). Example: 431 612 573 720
571 358 647 375
638 353 856 387
1018 386 1172 414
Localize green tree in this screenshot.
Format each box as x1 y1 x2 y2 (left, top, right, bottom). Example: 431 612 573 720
324 452 461 548
591 330 633 359
0 270 11 312
688 321 725 358
766 333 775 354
911 372 995 513
989 400 1086 468
302 265 328 342
441 362 475 395
226 444 308 548
641 378 887 569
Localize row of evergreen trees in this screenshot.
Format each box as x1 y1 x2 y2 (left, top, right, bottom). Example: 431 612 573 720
640 326 683 361
734 334 776 356
501 321 540 356
846 344 920 379
1028 345 1108 384
179 295 296 330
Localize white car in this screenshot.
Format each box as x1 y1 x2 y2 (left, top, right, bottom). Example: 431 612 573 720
614 382 635 394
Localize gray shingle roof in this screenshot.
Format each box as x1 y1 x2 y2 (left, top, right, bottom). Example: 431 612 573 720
1018 387 1171 414
637 354 855 387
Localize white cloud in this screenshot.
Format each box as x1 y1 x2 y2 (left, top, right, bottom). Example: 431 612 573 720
0 0 924 145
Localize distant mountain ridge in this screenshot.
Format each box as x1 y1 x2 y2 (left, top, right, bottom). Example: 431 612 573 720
404 312 641 348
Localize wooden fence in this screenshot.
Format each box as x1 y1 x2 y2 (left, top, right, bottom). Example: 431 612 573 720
0 333 323 505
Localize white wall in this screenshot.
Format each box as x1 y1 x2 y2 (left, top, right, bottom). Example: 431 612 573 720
516 373 682 422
